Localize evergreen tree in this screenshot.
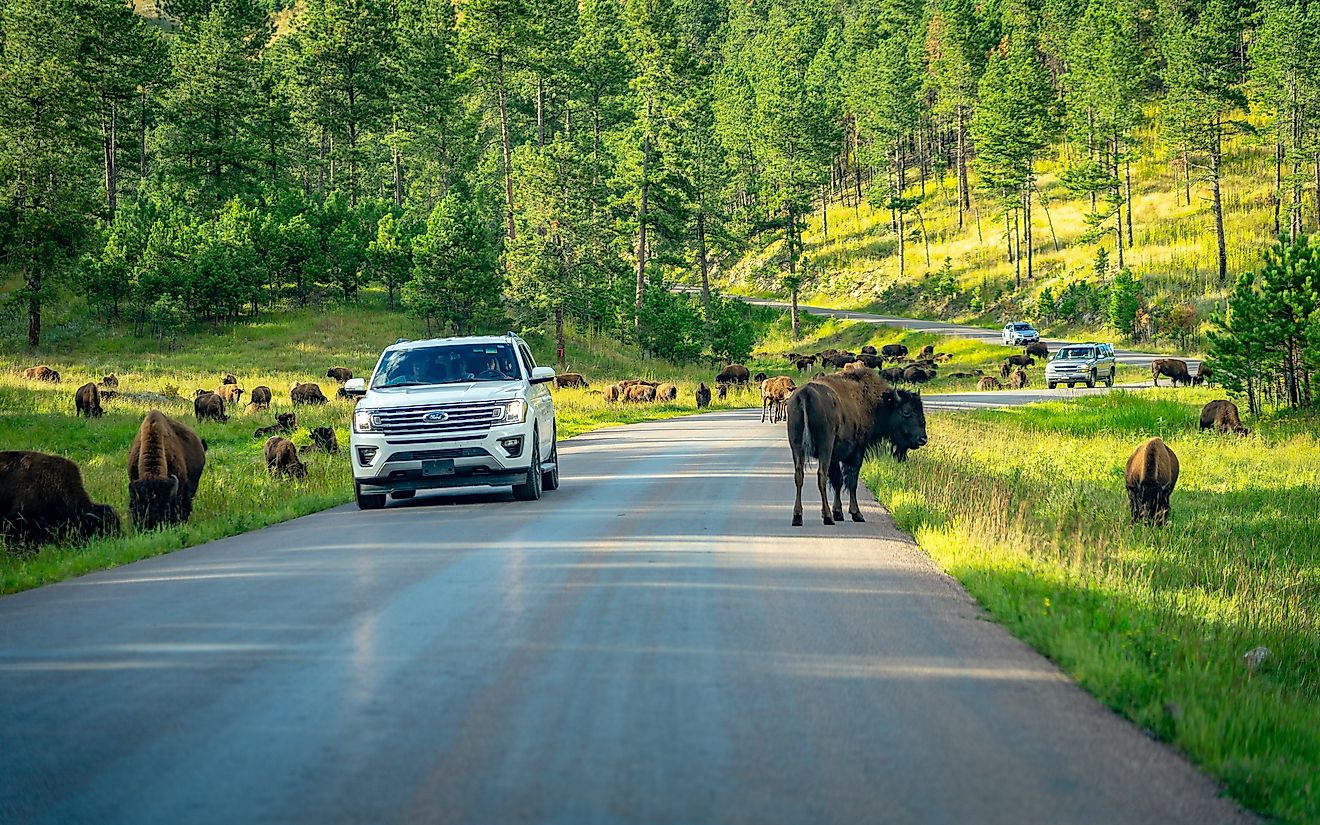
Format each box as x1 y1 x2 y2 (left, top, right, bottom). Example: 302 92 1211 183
404 194 504 334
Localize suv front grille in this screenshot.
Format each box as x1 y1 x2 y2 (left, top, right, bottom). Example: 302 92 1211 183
385 447 491 462
373 402 500 438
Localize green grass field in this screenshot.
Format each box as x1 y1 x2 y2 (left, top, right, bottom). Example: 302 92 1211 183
0 298 767 594
862 391 1319 822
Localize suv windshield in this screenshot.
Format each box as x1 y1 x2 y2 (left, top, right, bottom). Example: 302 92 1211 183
1011 323 1033 330
1057 346 1097 360
372 343 521 388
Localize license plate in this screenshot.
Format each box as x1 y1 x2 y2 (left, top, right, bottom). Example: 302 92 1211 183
422 459 455 477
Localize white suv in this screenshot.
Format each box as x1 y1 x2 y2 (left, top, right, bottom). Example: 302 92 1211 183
344 334 558 509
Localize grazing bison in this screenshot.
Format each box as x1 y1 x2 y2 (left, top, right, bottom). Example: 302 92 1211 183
290 382 329 405
1025 341 1049 359
787 370 927 526
554 372 590 389
75 383 104 418
880 344 908 358
794 356 816 372
299 426 340 454
23 365 60 382
221 373 238 385
193 392 228 423
751 372 766 383
716 383 728 401
1152 358 1192 387
265 437 308 479
254 412 297 438
879 366 906 383
1192 364 1213 386
822 353 856 369
250 385 272 409
1200 400 1248 435
326 367 353 383
917 345 935 360
760 376 796 423
215 384 244 405
902 366 934 384
656 383 678 401
1125 437 1179 525
978 376 1003 391
855 354 884 369
623 384 657 403
604 385 620 403
695 383 712 408
128 410 207 530
1005 354 1036 368
101 373 119 388
716 364 751 385
1 452 120 547
1009 368 1029 390
860 345 878 356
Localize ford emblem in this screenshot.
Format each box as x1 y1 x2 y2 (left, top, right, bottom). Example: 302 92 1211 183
423 411 450 423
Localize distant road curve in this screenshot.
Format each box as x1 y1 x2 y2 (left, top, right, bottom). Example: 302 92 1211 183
735 296 1202 372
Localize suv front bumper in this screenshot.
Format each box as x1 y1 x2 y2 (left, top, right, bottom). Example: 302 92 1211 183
351 422 534 492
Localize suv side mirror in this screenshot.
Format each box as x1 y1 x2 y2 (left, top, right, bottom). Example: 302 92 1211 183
530 367 556 385
342 377 367 398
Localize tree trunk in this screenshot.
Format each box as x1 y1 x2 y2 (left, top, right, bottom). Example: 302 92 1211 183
1124 154 1134 247
697 210 711 326
956 107 968 228
392 120 403 208
897 205 905 280
1291 96 1303 241
103 98 118 214
821 185 828 242
634 105 651 331
787 205 800 338
139 91 148 179
1035 184 1061 251
26 272 41 348
1013 208 1021 289
497 79 516 240
555 304 565 368
1210 121 1227 283
1274 138 1283 237
1114 140 1125 270
1023 186 1034 280
1182 145 1192 207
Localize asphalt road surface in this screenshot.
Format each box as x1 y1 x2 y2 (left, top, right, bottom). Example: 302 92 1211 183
0 411 1250 824
739 297 1201 371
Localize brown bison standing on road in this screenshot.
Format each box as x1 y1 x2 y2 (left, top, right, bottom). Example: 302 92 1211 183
290 382 329 405
760 376 796 423
1 452 120 547
1200 400 1248 435
75 383 104 417
716 364 751 385
1152 358 1192 387
265 437 308 478
1125 437 1179 525
787 370 927 526
23 365 60 382
695 383 712 408
194 392 227 422
1025 342 1049 359
254 412 297 438
326 367 353 383
128 410 207 529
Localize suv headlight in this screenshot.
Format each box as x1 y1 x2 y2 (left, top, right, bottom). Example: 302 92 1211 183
353 409 382 433
492 399 527 425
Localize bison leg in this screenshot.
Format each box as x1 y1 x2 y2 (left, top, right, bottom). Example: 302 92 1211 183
844 462 864 522
828 461 845 523
792 457 805 527
817 462 833 525
1127 487 1143 524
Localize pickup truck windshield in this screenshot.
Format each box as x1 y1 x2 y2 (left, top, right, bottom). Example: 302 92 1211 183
372 343 521 388
1057 347 1097 360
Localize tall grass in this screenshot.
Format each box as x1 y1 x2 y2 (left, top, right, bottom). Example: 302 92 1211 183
863 391 1319 822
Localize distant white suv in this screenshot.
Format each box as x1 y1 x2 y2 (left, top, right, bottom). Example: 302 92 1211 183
344 333 559 509
1002 321 1040 346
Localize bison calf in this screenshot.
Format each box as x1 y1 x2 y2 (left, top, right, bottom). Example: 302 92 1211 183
299 426 340 454
75 383 104 418
1125 437 1179 525
326 367 353 383
1200 400 1248 435
1 452 120 547
254 412 297 438
695 383 712 408
554 372 589 389
265 437 308 479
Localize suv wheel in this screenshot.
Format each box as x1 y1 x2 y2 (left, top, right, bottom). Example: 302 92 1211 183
355 482 387 510
542 429 560 491
1105 369 1115 388
512 432 543 501
1086 370 1096 389
1048 381 1057 390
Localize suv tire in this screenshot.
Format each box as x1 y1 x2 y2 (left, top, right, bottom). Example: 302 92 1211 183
542 430 560 491
1105 369 1115 388
355 482 387 510
1086 370 1096 389
1048 381 1057 389
512 432 543 501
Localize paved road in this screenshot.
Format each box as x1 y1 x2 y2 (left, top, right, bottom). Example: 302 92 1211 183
923 383 1149 411
740 297 1201 371
0 411 1250 824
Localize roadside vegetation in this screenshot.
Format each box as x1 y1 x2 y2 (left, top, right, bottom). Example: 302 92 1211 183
863 391 1319 822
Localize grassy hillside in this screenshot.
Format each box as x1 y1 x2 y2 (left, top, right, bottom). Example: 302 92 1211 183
863 392 1319 822
0 297 765 594
727 110 1281 349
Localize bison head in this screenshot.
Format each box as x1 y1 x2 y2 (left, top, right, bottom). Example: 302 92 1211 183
875 387 928 462
277 412 297 429
77 504 121 541
129 475 181 530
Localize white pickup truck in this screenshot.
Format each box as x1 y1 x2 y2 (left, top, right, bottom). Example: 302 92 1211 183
344 333 559 509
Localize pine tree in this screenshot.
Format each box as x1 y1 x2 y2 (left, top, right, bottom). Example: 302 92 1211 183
404 194 504 334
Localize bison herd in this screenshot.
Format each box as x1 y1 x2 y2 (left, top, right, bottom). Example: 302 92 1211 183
1 365 354 552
